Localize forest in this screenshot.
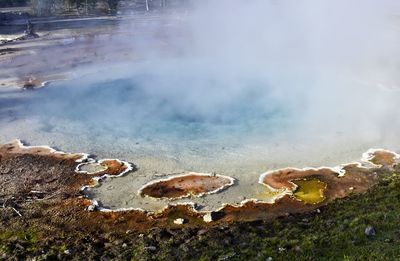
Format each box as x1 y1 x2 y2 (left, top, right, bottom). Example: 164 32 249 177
0 0 181 15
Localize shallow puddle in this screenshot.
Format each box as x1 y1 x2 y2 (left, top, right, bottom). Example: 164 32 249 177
79 162 108 174
293 179 327 204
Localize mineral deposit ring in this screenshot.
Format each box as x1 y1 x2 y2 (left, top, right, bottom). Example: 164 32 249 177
138 172 236 200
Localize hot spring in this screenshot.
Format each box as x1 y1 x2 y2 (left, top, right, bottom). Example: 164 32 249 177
1 0 400 211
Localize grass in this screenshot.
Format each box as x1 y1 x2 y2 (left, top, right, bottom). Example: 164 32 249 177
188 172 400 260
0 230 38 244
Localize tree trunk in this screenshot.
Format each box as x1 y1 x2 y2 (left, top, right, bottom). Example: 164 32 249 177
145 0 149 11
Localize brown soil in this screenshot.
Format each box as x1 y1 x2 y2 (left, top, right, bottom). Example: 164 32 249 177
219 196 318 222
139 174 234 200
368 150 398 166
78 159 132 176
0 140 322 235
0 140 84 162
95 159 130 176
0 140 390 233
261 163 379 201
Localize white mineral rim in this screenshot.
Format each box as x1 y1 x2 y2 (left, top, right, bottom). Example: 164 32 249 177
6 140 398 218
137 172 236 200
361 148 400 167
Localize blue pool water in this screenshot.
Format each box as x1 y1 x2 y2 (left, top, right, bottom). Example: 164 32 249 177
12 72 294 147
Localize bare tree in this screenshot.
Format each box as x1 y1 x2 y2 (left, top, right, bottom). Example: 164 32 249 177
31 0 53 16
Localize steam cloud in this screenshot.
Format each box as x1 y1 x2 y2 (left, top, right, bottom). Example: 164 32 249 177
12 0 400 157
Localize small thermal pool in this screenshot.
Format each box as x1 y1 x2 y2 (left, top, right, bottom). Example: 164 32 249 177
292 179 327 204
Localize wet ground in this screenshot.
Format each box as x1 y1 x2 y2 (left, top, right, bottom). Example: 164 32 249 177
1 140 400 260
1 9 400 214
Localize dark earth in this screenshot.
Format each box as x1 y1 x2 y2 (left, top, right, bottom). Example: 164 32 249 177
1 145 400 260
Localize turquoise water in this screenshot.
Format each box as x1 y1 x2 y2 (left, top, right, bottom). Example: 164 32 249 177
10 74 292 147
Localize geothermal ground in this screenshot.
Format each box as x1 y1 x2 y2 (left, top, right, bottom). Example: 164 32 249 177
1 10 400 214
2 3 400 260
1 138 400 260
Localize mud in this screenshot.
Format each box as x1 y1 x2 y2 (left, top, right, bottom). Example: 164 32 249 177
362 149 400 167
259 162 383 202
138 173 235 200
76 159 134 176
0 140 397 227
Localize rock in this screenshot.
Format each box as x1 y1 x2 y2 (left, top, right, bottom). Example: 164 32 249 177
197 229 208 236
173 218 186 225
266 257 273 261
365 226 376 236
203 211 225 222
203 213 213 222
145 245 157 252
217 252 236 261
278 247 286 252
15 243 24 250
87 204 96 212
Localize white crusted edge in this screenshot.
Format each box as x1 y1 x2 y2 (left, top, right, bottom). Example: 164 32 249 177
8 140 134 211
74 159 97 173
79 159 134 191
75 158 133 175
80 148 400 216
137 172 236 201
12 139 90 163
21 80 49 89
79 159 135 211
7 140 214 216
213 198 277 213
91 201 198 214
87 159 380 216
258 165 346 193
88 155 381 215
12 140 397 218
256 158 382 196
361 148 400 167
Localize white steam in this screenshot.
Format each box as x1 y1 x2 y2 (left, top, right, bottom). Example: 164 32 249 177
4 0 400 164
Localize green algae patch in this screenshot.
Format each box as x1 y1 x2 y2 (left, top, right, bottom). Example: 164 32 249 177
292 179 327 204
255 188 285 201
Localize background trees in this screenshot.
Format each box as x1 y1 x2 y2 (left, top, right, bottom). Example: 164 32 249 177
2 0 181 16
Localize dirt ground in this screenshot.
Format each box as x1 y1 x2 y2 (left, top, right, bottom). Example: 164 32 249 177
0 146 398 260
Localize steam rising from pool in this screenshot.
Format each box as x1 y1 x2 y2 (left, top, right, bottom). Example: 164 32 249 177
1 0 400 169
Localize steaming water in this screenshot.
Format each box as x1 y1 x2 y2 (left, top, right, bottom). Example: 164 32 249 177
2 1 400 210
1 63 399 211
